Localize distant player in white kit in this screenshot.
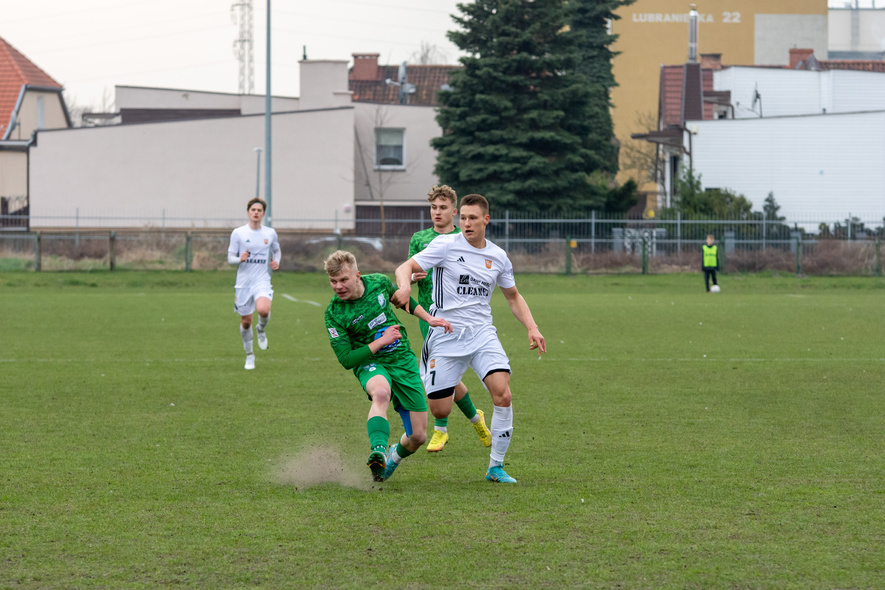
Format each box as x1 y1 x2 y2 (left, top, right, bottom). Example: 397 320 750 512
228 197 281 370
393 193 546 483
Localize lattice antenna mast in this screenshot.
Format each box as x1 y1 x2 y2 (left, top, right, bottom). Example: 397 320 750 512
231 0 255 94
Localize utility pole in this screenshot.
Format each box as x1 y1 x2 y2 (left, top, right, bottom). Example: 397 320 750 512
264 0 272 226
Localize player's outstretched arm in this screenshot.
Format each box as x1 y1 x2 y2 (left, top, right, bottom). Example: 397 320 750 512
413 305 452 334
392 259 423 310
501 286 547 356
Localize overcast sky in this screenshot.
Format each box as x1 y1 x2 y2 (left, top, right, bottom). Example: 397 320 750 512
3 0 464 110
3 0 874 111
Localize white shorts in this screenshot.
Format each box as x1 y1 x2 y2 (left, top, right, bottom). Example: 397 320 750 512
234 283 274 316
419 323 511 398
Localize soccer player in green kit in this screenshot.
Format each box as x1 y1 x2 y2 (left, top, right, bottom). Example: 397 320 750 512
408 185 492 452
324 250 452 482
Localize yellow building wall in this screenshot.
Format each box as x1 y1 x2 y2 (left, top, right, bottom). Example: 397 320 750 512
611 0 828 198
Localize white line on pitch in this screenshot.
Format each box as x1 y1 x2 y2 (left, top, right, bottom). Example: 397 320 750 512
282 293 321 306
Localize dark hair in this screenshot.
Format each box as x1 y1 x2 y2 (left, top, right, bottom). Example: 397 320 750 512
459 194 488 216
247 197 267 212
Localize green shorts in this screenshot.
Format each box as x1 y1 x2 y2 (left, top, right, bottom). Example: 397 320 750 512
355 349 427 413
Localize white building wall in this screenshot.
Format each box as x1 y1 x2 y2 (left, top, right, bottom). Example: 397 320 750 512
29 107 354 230
690 111 885 222
115 86 300 115
829 8 885 54
755 14 828 65
717 68 823 119
716 67 885 119
353 102 441 204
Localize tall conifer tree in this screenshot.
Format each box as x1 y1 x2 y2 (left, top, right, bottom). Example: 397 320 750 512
433 0 630 215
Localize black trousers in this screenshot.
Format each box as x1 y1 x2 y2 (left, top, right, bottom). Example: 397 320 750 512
703 268 718 291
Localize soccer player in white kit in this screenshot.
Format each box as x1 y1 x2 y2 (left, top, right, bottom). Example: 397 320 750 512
393 193 546 483
228 197 281 370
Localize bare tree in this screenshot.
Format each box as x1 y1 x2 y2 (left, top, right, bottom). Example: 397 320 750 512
409 41 449 65
354 104 428 244
619 111 665 186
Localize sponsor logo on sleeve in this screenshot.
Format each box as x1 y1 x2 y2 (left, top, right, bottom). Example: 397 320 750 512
378 294 385 307
430 359 435 369
368 312 387 329
328 327 339 338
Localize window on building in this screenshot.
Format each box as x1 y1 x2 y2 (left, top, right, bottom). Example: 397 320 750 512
375 128 405 169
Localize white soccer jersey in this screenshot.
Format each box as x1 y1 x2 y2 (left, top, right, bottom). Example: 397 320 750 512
412 233 515 327
228 224 281 288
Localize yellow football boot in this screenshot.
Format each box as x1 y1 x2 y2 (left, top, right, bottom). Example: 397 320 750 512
473 409 492 447
427 429 449 452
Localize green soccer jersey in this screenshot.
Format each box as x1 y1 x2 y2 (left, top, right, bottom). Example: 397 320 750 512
324 273 413 372
408 225 460 312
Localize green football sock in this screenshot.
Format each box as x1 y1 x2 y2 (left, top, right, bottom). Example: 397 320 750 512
455 391 478 420
395 443 414 460
434 416 449 429
366 416 390 451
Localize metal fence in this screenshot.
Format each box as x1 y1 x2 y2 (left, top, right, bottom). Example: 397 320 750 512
1 213 883 276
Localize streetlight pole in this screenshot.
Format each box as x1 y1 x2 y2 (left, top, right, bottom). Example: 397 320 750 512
264 0 272 226
254 147 262 199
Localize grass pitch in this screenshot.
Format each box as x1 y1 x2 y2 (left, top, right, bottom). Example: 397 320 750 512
1 271 883 589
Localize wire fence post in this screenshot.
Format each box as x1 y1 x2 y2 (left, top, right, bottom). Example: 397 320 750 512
795 235 802 276
641 234 649 275
34 231 41 272
504 210 510 252
109 231 117 271
876 238 882 277
185 232 193 272
590 210 596 254
721 233 727 274
676 211 682 255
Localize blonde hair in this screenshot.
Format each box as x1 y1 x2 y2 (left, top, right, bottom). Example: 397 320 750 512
323 250 358 276
427 184 457 205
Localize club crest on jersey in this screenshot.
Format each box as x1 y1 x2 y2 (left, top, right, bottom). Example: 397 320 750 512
328 327 339 338
485 259 492 269
368 312 387 329
263 239 268 244
378 294 385 307
430 359 435 369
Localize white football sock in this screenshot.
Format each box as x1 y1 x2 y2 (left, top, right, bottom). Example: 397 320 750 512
390 447 403 465
435 426 448 434
258 313 269 331
240 325 253 354
489 404 513 465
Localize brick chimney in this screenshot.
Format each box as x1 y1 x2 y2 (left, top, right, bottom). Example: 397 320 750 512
790 48 814 70
350 53 380 81
700 53 722 70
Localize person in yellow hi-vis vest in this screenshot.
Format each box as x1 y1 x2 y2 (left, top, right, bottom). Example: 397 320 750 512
702 234 720 293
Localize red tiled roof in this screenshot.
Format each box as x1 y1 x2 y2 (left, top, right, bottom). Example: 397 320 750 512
350 64 459 106
0 36 61 138
819 60 885 73
659 64 715 127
